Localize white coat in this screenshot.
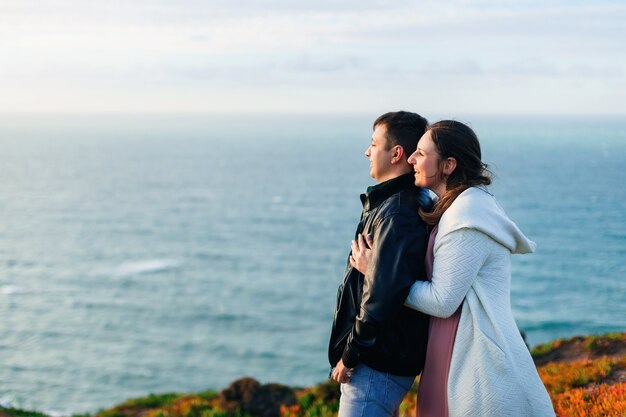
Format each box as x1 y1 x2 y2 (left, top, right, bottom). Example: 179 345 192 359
406 187 555 417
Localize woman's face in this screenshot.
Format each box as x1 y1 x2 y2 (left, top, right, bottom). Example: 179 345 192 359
407 131 445 192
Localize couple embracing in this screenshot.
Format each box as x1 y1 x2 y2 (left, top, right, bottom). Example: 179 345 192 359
328 112 555 417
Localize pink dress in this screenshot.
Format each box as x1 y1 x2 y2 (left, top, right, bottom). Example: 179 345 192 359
416 226 462 417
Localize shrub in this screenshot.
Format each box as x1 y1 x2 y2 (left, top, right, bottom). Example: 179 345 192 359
583 333 626 351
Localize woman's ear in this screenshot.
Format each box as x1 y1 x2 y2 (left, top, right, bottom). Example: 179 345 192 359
443 157 457 176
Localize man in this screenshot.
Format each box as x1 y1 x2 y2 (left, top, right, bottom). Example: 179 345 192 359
328 111 432 417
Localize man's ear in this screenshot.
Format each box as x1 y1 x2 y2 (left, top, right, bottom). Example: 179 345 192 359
442 157 457 176
391 145 405 164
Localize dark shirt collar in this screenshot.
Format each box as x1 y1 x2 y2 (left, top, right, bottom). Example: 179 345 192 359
360 172 417 211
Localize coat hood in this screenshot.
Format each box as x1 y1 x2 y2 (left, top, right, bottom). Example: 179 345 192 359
437 187 536 254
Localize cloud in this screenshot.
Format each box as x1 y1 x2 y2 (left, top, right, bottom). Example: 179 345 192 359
285 54 366 73
1 1 625 113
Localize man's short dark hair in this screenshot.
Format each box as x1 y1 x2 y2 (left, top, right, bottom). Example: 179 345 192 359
373 111 429 156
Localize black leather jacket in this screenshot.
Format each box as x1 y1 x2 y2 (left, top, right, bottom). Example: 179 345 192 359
328 173 432 376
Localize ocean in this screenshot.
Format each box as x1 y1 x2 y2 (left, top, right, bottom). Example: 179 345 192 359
1 113 624 413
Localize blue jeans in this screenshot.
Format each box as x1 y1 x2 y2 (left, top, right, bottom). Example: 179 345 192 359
338 364 416 417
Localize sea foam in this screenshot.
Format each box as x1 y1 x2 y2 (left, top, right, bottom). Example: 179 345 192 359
114 259 180 277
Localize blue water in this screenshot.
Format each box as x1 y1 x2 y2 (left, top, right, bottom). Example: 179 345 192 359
1 114 624 413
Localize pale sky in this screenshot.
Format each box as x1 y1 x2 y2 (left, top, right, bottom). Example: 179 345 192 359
1 0 625 114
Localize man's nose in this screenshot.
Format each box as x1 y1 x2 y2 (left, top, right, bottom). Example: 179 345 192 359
364 146 371 157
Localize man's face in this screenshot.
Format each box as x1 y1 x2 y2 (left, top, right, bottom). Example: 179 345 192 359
364 124 396 183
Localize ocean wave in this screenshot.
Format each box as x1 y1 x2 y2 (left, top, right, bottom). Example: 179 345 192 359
521 320 598 333
0 396 14 408
114 259 180 277
1 285 26 295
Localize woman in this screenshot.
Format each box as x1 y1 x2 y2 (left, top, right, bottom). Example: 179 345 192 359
351 120 555 417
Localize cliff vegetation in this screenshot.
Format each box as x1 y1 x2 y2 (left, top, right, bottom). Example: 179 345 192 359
1 333 624 417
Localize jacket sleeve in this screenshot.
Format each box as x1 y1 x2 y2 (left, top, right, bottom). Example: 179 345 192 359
341 213 426 368
404 228 490 318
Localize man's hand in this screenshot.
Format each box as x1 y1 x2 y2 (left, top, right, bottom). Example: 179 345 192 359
349 233 374 274
331 359 353 384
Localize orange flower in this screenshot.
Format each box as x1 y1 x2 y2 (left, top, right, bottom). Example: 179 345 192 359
280 404 301 417
553 382 626 417
537 356 621 397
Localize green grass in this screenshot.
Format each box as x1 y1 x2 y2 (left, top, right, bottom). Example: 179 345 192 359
531 340 560 357
0 408 52 417
121 393 183 408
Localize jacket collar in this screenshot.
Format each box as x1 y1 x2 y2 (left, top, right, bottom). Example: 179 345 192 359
360 172 416 211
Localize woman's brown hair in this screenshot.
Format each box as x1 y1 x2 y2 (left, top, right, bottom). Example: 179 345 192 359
419 120 492 225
